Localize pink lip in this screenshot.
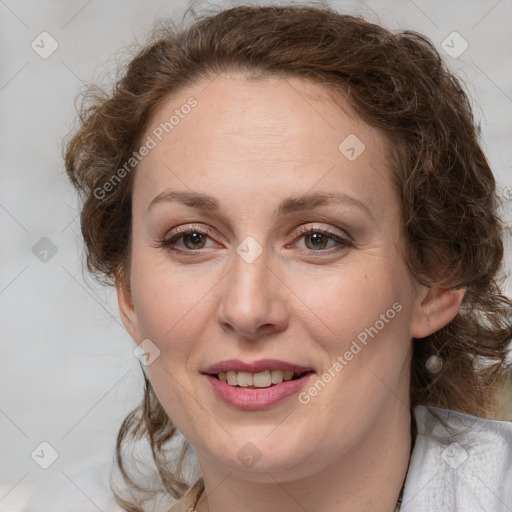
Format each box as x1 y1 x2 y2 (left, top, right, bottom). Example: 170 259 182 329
202 358 313 375
205 374 313 410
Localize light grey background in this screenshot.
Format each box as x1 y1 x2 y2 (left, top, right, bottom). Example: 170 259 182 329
1 0 511 511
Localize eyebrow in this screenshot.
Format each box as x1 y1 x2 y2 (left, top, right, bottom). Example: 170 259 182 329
147 189 373 218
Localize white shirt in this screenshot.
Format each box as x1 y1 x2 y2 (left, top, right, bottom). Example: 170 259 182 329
401 406 512 511
23 406 512 511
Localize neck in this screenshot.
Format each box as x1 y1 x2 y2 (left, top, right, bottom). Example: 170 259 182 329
195 402 412 512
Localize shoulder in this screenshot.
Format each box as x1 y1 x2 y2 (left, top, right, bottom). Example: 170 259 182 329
401 405 512 511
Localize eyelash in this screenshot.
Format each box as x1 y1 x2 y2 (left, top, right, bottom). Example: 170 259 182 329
157 225 352 256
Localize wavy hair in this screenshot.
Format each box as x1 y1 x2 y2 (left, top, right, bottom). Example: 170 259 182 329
64 4 512 510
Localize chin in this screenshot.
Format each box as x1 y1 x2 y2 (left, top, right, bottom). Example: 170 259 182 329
201 434 317 479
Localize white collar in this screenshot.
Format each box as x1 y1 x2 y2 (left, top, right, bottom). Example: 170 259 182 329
401 406 512 511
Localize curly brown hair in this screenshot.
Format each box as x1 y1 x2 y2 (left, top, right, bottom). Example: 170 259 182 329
64 4 512 510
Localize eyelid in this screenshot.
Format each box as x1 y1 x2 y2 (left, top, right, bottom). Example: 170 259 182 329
163 222 349 242
166 224 218 239
293 223 351 241
157 224 219 250
158 222 352 254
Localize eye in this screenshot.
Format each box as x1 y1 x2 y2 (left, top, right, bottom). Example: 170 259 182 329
157 227 218 253
157 224 352 255
291 226 351 253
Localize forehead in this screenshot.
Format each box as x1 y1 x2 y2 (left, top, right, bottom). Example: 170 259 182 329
133 74 395 217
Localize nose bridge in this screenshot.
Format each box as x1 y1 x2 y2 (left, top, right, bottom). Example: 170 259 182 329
217 242 287 338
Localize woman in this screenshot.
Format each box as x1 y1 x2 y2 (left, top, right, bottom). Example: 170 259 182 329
64 4 512 511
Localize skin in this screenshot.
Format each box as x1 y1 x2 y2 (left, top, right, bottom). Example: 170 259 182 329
116 74 464 512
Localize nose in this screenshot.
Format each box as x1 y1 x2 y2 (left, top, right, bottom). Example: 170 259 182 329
216 249 289 341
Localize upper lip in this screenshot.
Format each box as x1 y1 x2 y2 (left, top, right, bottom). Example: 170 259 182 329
202 359 314 375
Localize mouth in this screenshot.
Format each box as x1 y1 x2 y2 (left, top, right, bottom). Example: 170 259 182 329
202 358 314 386
212 369 313 388
201 359 315 409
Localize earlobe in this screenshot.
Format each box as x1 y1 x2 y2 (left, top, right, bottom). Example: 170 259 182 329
115 273 140 342
410 286 465 339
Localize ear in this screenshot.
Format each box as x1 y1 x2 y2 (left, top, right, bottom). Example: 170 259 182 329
410 286 465 339
115 273 140 342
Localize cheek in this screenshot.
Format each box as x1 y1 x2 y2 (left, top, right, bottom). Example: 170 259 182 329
129 250 211 345
299 262 408 348
300 261 413 406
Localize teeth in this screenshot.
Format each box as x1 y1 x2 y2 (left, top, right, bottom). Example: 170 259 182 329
237 371 253 387
283 370 294 381
216 369 304 388
271 369 284 384
253 370 271 387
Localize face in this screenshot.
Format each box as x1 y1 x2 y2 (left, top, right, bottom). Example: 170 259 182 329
117 74 461 481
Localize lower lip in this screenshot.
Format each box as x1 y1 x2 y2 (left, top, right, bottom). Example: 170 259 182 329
204 373 314 410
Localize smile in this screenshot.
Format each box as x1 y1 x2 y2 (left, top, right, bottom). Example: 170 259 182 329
215 369 308 388
202 359 315 409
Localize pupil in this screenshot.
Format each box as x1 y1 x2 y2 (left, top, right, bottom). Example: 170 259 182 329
187 232 204 248
307 232 327 250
